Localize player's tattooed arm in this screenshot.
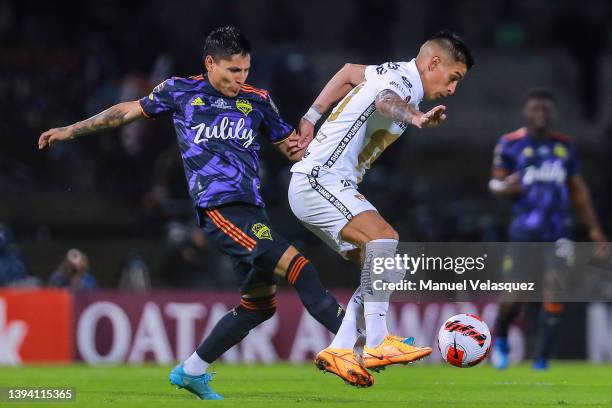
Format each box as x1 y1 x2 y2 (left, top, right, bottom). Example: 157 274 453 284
375 90 447 129
296 63 367 148
38 101 144 149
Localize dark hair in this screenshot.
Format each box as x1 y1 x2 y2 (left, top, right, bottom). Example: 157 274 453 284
429 30 474 69
203 26 251 61
526 88 556 103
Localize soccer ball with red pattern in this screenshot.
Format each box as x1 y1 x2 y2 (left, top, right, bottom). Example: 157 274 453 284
437 313 492 368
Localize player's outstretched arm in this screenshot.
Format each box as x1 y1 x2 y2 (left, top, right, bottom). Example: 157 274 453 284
38 101 144 149
375 90 446 128
297 63 366 148
568 175 607 242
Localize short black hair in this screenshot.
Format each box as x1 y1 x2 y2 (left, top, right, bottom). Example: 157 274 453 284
203 26 251 61
526 88 556 103
428 30 474 69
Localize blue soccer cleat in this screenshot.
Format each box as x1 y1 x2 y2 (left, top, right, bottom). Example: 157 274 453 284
491 337 509 370
532 358 549 370
169 364 224 400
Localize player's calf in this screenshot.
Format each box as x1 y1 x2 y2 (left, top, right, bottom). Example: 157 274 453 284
281 249 345 333
195 293 277 365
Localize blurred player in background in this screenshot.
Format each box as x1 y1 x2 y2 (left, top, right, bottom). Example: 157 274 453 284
290 31 474 387
38 26 346 400
489 89 607 370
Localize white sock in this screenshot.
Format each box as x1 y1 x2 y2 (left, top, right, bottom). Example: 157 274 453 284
183 352 209 376
364 313 388 348
361 239 402 349
330 287 363 349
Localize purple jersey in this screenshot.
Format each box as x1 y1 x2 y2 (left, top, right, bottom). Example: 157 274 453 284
493 127 580 241
139 74 293 211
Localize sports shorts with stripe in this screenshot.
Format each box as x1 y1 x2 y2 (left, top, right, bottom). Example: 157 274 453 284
288 171 376 258
196 203 290 294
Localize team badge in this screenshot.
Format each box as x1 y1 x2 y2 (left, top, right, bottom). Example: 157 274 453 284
251 223 273 240
236 99 253 116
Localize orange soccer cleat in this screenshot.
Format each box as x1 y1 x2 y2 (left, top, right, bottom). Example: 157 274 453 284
314 348 374 388
361 335 432 371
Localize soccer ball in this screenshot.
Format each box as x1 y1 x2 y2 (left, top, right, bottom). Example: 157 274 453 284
437 313 492 368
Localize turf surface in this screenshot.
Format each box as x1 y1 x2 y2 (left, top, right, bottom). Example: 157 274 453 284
1 362 611 407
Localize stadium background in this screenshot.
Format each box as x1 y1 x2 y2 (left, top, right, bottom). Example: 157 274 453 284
1 0 612 365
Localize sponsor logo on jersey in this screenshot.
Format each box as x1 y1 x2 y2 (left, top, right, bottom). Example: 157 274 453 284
522 160 567 185
251 223 272 240
375 62 399 75
354 194 366 202
537 145 550 156
211 98 233 110
191 97 205 106
192 117 255 148
236 99 253 116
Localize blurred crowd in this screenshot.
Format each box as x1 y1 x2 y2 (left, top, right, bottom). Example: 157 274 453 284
1 0 611 289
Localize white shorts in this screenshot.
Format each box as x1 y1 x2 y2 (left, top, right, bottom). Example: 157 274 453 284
288 172 377 257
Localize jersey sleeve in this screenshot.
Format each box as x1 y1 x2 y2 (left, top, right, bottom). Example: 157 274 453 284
365 62 417 103
260 95 294 144
566 142 581 176
492 137 516 171
139 78 176 118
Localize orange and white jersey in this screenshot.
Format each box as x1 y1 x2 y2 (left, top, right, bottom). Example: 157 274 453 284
291 59 423 183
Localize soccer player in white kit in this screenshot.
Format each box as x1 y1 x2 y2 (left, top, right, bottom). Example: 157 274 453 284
289 31 474 387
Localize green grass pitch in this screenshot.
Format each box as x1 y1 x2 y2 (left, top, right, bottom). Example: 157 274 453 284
1 362 611 407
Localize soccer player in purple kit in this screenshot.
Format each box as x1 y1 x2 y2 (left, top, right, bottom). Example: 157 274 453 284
489 89 607 370
38 26 345 400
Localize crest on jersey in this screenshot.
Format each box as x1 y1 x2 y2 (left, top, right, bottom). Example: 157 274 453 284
236 99 253 116
251 223 272 240
554 143 567 158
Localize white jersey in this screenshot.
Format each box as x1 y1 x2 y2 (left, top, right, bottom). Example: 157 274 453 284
291 59 424 183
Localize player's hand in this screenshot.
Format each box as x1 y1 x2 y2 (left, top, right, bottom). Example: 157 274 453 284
296 117 315 148
38 127 74 150
503 172 524 194
286 132 303 155
412 105 446 128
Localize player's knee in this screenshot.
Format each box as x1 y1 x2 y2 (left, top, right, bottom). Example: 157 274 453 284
368 225 399 241
240 293 277 321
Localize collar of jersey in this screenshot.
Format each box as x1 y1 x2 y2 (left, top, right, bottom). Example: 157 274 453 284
407 58 424 104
